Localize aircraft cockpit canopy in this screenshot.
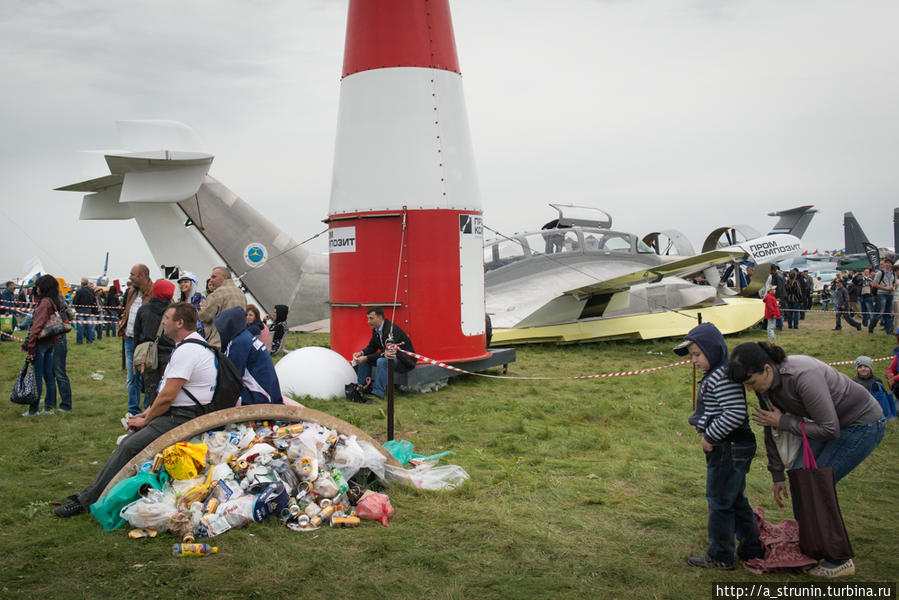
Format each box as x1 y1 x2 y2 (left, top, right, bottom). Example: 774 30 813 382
484 227 654 271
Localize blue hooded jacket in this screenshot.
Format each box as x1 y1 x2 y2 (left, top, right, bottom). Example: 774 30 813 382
214 306 283 405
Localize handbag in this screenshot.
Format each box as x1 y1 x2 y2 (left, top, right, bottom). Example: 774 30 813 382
10 359 38 405
787 423 854 561
133 320 165 373
870 381 897 420
39 308 73 338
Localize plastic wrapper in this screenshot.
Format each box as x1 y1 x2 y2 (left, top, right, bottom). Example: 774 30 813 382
162 442 208 480
200 431 240 465
237 442 277 463
219 494 256 529
241 465 278 492
252 482 289 522
313 473 339 499
355 492 394 526
120 488 179 531
357 440 388 481
384 463 470 491
331 435 365 480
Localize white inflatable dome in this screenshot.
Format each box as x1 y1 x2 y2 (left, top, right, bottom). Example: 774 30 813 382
275 346 356 401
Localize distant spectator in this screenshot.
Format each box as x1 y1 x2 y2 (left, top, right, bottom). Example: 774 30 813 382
197 266 246 349
821 283 832 312
784 270 802 330
763 285 781 340
133 280 176 406
859 267 875 327
246 304 264 337
118 264 153 415
22 274 62 416
2 281 17 333
868 257 895 335
72 278 97 344
832 279 861 331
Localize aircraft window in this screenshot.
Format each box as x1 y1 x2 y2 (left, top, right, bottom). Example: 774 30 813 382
598 235 632 252
484 239 527 270
636 239 655 254
559 231 581 252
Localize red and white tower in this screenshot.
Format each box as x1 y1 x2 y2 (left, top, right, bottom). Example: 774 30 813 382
328 0 488 363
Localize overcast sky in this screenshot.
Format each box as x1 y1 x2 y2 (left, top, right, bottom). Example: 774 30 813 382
1 0 897 283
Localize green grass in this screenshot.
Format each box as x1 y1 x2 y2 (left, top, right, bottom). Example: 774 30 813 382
0 313 896 599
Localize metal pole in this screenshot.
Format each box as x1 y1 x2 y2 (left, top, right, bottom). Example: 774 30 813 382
386 356 395 441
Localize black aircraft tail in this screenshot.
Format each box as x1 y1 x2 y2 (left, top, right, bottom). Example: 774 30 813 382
843 212 870 255
766 205 817 238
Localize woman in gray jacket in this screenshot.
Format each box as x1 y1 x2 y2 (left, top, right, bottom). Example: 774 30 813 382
727 342 885 578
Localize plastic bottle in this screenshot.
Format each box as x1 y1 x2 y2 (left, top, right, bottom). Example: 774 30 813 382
172 543 218 557
311 503 341 527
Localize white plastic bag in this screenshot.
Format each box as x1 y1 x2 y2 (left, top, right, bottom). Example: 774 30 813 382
332 435 365 480
357 440 388 481
384 463 470 490
119 488 179 530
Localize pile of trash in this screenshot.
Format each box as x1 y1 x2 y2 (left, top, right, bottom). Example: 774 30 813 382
89 419 469 554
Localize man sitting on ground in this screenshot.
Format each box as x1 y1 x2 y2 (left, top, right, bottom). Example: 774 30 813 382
352 307 416 399
53 302 217 518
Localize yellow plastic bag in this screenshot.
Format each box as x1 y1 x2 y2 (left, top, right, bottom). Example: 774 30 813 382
163 442 208 480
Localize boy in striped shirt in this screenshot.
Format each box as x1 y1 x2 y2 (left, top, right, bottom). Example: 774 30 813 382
674 322 763 570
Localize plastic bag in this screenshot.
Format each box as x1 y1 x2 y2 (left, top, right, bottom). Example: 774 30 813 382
355 492 394 526
331 435 365 479
89 471 169 531
357 440 388 481
384 463 470 491
120 488 179 530
163 442 208 479
201 431 240 464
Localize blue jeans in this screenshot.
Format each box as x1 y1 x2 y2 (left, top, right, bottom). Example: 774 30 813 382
790 418 886 482
124 336 144 414
775 300 784 329
705 440 763 564
785 302 801 328
54 335 72 411
356 357 392 398
859 296 874 327
76 321 95 344
868 294 894 334
30 343 56 413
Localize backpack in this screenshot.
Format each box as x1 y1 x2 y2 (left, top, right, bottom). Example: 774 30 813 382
133 320 164 373
179 338 243 413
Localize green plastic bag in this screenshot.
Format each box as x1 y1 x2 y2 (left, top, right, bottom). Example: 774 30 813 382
383 439 454 466
89 471 169 531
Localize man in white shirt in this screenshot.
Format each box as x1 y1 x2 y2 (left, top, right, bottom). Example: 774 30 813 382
54 302 217 518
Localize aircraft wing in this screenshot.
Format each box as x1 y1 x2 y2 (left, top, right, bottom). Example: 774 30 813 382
563 250 741 299
564 233 802 300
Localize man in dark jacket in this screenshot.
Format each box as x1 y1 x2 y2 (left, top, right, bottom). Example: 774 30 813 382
833 278 862 331
214 306 283 405
352 307 416 398
133 280 176 406
72 278 98 344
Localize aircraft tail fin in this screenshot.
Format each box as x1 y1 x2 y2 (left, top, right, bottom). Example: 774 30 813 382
843 212 870 255
894 208 898 253
767 205 817 238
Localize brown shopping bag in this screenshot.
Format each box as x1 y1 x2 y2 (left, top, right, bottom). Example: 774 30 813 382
787 423 853 561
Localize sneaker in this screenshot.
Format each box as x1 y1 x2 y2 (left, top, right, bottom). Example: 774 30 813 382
687 555 734 570
39 409 54 415
809 559 855 578
21 410 38 417
53 499 85 518
50 494 79 506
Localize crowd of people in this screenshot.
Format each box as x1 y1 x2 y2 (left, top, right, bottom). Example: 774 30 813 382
3 265 292 418
759 260 897 334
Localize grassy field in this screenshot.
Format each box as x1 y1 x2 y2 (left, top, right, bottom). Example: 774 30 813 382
0 312 896 599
